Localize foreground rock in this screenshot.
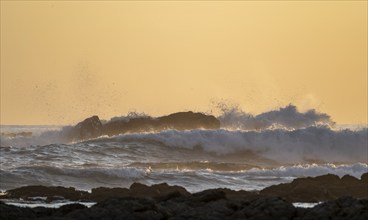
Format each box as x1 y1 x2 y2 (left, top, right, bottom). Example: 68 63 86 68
1 196 367 220
260 173 368 202
0 183 190 202
1 173 366 203
66 111 220 141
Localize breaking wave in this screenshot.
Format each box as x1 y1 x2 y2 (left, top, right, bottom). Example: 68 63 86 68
101 127 368 164
217 104 335 130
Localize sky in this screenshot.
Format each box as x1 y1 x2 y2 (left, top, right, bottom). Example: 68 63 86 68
1 1 367 125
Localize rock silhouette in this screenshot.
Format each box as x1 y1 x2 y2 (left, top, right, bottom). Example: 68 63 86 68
1 173 367 203
66 111 220 141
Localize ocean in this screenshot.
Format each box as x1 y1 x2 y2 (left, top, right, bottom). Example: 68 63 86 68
1 125 367 195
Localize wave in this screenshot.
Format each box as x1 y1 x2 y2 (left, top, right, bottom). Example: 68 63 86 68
217 104 335 130
244 163 368 178
1 163 366 192
101 127 368 164
0 166 147 191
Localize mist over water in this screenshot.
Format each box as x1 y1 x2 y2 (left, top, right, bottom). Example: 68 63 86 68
1 105 367 192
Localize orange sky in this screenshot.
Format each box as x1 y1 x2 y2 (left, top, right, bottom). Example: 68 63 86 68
1 1 367 125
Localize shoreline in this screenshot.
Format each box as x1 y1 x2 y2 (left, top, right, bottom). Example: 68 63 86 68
1 173 367 219
1 173 367 203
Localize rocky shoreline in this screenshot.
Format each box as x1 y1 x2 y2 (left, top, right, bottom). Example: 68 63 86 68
1 173 367 219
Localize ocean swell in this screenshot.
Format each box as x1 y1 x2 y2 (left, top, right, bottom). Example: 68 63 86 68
106 127 368 164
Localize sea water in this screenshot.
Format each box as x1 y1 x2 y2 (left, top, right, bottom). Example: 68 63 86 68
1 106 368 209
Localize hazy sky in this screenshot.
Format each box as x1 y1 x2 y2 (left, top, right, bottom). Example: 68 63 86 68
1 1 367 125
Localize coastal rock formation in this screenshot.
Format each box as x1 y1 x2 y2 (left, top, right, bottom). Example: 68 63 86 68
67 111 220 140
2 186 89 202
69 115 103 141
89 183 190 202
1 196 367 220
260 173 368 202
1 174 368 219
1 173 367 203
0 183 190 202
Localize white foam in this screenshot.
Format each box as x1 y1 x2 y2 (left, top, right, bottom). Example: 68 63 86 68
217 104 335 130
1 199 96 208
245 163 368 178
112 127 368 163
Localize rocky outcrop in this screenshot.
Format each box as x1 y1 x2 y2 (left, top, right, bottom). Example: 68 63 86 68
1 196 367 220
70 115 103 140
0 183 190 202
301 196 368 220
89 183 190 202
2 186 90 202
260 173 368 202
103 111 220 136
1 173 367 204
156 111 220 131
67 111 221 140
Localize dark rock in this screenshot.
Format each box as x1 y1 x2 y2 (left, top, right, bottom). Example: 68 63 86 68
260 174 368 202
92 111 220 138
0 185 89 201
90 187 130 202
66 197 164 220
301 197 368 220
225 188 258 199
129 182 190 198
0 195 367 220
0 201 36 220
341 175 360 184
54 203 87 216
361 172 368 183
157 111 220 130
192 189 227 203
72 115 103 140
314 173 341 184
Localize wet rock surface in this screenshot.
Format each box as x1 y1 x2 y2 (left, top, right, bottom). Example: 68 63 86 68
260 173 368 202
66 111 221 141
1 196 367 220
1 173 367 219
1 173 366 203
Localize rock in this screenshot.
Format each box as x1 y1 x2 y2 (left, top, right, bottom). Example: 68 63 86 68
213 188 259 200
341 175 360 184
157 111 220 130
260 174 368 202
191 189 227 203
129 182 190 198
90 187 130 202
0 201 36 220
1 185 89 201
54 203 88 216
72 115 103 140
66 112 221 140
361 172 368 183
0 195 367 219
313 173 340 184
66 198 165 220
301 197 368 220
